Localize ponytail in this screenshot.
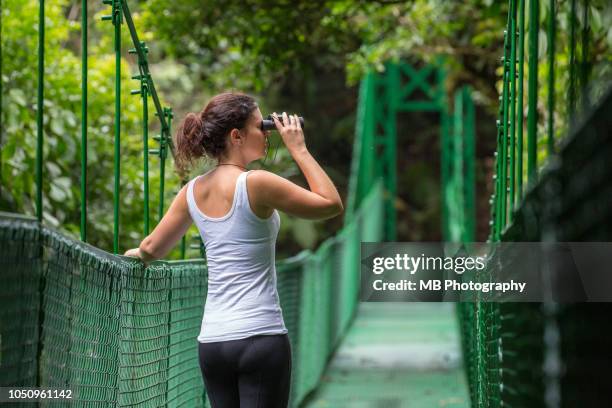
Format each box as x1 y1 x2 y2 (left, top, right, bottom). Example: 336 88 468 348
173 92 257 177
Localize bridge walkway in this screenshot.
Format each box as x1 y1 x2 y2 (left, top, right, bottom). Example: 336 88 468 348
302 303 470 408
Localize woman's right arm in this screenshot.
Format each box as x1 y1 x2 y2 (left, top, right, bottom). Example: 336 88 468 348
250 113 343 220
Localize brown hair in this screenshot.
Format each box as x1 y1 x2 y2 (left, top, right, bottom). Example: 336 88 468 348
173 92 258 176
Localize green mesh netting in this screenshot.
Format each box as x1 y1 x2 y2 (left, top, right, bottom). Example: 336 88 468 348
0 214 42 393
0 180 384 407
456 88 612 407
0 213 208 407
282 180 384 405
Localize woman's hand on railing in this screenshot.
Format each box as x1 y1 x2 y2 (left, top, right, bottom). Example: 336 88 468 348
124 247 151 267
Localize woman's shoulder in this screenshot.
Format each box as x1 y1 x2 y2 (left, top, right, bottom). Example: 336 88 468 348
245 169 272 197
246 169 283 186
244 170 276 218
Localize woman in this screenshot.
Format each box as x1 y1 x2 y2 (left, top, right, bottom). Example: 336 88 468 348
124 92 343 407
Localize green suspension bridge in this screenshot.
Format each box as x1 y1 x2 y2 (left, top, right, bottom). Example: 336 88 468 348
1 0 611 407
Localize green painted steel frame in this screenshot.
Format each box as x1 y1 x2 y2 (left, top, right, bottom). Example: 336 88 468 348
516 0 526 213
489 0 593 243
36 0 44 223
580 0 590 111
568 0 577 124
509 0 518 217
81 0 88 242
345 61 450 241
490 0 540 242
447 86 476 243
123 0 178 248
113 0 122 254
101 1 177 253
32 0 181 255
547 0 556 156
527 0 539 185
568 0 591 126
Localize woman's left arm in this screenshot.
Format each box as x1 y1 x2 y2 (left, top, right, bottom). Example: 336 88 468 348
124 184 192 263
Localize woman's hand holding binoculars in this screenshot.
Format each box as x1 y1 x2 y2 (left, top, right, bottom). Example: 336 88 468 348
271 112 307 155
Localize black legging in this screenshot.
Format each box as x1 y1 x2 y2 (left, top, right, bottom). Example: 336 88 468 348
198 334 292 408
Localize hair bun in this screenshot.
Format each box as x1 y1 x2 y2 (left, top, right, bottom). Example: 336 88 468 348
173 92 257 177
183 112 205 142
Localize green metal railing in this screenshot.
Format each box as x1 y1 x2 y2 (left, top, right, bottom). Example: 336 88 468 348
36 0 44 223
345 61 452 241
105 0 176 253
490 0 598 241
458 91 612 407
35 0 177 254
445 86 476 243
455 1 612 407
0 178 384 406
81 0 88 241
347 60 476 244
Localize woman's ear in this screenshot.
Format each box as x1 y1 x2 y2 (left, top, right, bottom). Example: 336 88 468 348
229 128 244 146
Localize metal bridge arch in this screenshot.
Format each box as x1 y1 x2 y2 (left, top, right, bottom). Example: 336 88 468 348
346 61 475 242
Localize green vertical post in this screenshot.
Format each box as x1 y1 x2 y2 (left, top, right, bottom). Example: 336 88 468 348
497 26 505 237
346 74 369 221
490 113 500 240
385 63 399 241
167 108 174 219
547 0 556 155
488 182 495 240
494 145 501 240
517 0 526 203
452 89 465 242
113 0 122 254
494 107 503 240
36 0 44 223
509 0 518 218
142 81 149 235
35 1 46 389
527 0 539 183
180 232 186 259
442 114 452 238
500 8 512 230
438 63 451 240
81 0 87 241
580 0 590 111
158 134 166 222
358 73 376 208
167 110 173 155
568 0 577 126
158 107 172 221
463 87 476 242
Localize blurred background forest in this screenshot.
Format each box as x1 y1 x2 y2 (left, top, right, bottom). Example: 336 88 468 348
1 0 610 259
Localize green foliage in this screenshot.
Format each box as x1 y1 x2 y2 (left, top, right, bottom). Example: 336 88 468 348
2 0 609 256
0 0 184 256
141 1 509 100
143 0 609 108
142 0 338 91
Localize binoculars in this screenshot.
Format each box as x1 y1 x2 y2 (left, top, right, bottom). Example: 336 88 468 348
261 114 304 131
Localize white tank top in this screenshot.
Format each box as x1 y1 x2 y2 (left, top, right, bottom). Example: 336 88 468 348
187 170 288 343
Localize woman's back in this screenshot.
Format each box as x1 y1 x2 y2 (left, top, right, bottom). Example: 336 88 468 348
192 168 274 219
186 169 287 343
